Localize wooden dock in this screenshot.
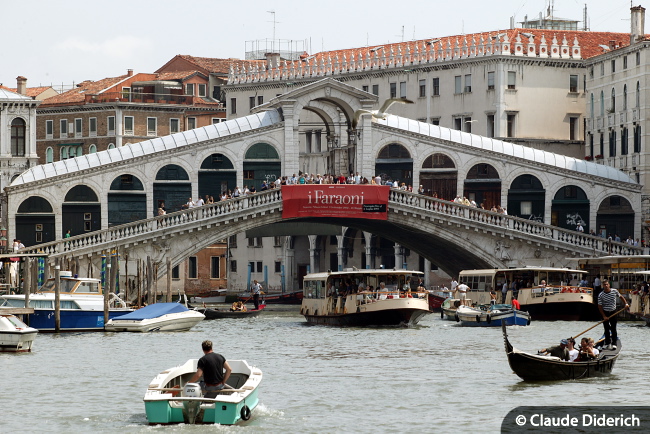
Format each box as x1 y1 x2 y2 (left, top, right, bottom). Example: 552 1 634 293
0 307 35 315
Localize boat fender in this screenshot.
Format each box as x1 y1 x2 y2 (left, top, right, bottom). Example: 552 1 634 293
486 314 491 324
240 405 251 421
440 310 444 319
454 313 460 322
476 315 481 323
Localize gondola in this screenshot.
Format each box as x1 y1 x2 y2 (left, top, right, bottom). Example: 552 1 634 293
501 322 621 381
196 304 266 320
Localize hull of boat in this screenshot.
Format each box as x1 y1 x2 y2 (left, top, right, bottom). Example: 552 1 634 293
27 308 131 332
199 305 265 319
502 323 620 381
304 308 430 326
144 359 262 425
456 308 531 327
239 291 303 304
105 311 204 332
0 330 38 352
427 293 446 311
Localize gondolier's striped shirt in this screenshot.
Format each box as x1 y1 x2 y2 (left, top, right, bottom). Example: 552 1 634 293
598 289 621 312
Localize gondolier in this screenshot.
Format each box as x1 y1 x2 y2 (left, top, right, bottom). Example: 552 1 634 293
251 280 263 310
597 280 629 350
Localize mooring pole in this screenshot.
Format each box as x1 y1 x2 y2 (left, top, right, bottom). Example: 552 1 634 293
54 263 61 332
104 261 111 326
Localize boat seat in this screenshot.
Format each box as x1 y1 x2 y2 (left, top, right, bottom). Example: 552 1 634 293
225 373 249 389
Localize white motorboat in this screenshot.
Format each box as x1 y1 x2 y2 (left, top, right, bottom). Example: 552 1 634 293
0 312 38 352
0 271 131 332
190 289 227 304
104 303 204 332
144 358 262 425
454 304 531 326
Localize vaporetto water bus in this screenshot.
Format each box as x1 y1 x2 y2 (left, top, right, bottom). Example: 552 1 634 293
300 269 431 326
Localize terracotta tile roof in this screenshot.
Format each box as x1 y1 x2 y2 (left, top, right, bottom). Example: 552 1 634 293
1 86 55 98
177 55 264 74
40 74 130 106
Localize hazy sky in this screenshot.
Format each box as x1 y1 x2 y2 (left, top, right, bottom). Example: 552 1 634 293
1 0 637 89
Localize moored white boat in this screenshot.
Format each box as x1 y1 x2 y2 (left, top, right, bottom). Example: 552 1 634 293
0 312 38 352
0 272 131 332
454 304 531 326
301 269 431 326
105 303 204 332
144 358 262 425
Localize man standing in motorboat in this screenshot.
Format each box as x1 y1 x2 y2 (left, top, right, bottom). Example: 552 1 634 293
455 281 469 306
598 280 629 350
189 340 232 398
250 279 263 310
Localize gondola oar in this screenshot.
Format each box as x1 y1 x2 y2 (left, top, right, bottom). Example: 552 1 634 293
570 306 628 340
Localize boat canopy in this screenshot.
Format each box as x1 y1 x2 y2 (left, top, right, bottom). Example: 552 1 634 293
113 303 188 320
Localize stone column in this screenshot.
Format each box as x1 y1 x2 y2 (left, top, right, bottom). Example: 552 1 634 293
424 258 432 288
308 235 319 273
285 236 296 290
337 235 345 271
394 243 404 270
281 101 300 177
363 231 373 269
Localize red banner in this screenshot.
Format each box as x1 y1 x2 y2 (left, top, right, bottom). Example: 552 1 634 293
282 185 390 220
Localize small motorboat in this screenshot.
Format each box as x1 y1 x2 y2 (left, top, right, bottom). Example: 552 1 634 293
440 298 464 320
0 312 38 352
105 303 204 332
501 323 621 381
144 358 262 425
197 303 266 320
454 304 531 326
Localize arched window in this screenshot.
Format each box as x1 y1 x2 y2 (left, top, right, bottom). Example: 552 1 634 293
600 90 605 116
45 147 54 163
68 147 75 158
623 84 628 110
611 87 616 112
107 143 115 150
61 147 68 160
11 118 26 156
77 146 83 156
89 144 97 153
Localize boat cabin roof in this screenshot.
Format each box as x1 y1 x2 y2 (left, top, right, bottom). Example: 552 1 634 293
304 269 424 279
460 267 586 276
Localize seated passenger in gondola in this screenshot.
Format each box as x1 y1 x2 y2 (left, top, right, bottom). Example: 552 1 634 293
539 339 569 360
588 337 600 356
576 337 597 361
567 338 579 362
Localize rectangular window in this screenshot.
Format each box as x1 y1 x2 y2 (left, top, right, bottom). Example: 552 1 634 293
600 62 605 76
372 84 379 96
108 116 115 136
430 118 440 125
170 118 180 133
255 237 263 247
621 127 628 155
249 96 256 110
229 235 237 248
212 118 222 124
399 81 407 98
198 83 206 97
248 237 255 247
210 257 220 279
611 59 616 73
432 78 440 96
507 113 516 137
507 71 516 89
230 260 237 272
275 261 282 273
124 116 134 135
244 170 254 180
60 119 68 138
464 117 472 133
188 256 198 279
75 118 83 138
454 76 462 94
147 117 157 136
569 75 578 93
454 117 462 130
46 120 53 139
419 79 426 97
464 74 472 93
362 85 369 92
623 55 628 69
187 117 196 130
122 87 131 99
256 261 263 273
569 117 579 140
274 236 283 247
186 83 195 96
487 72 495 90
389 82 397 98
172 265 180 279
248 261 255 272
258 95 263 105
487 114 495 138
637 51 641 66
230 98 237 114
89 117 97 137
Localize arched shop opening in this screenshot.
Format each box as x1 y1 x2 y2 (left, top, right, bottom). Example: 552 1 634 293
199 153 236 199
108 174 146 226
153 164 191 213
15 196 55 246
243 143 281 190
375 144 412 186
419 153 457 200
551 185 590 231
596 195 635 239
463 163 501 210
62 185 100 236
507 174 545 222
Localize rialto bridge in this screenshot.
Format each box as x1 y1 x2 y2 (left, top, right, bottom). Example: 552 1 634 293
5 78 643 281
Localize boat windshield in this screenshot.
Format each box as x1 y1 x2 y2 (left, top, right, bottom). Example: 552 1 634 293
4 315 28 328
40 279 78 293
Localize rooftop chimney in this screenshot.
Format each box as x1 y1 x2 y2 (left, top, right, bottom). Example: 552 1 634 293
16 76 27 95
631 5 646 44
127 69 134 77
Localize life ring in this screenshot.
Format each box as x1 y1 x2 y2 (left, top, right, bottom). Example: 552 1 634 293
476 315 481 323
240 405 251 421
455 313 460 322
486 314 491 324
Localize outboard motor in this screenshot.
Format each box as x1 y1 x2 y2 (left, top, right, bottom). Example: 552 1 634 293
182 382 202 424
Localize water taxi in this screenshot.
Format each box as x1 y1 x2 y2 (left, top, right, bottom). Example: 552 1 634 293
300 269 431 326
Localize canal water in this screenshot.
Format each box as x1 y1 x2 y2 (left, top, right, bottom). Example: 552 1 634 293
2 305 648 433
